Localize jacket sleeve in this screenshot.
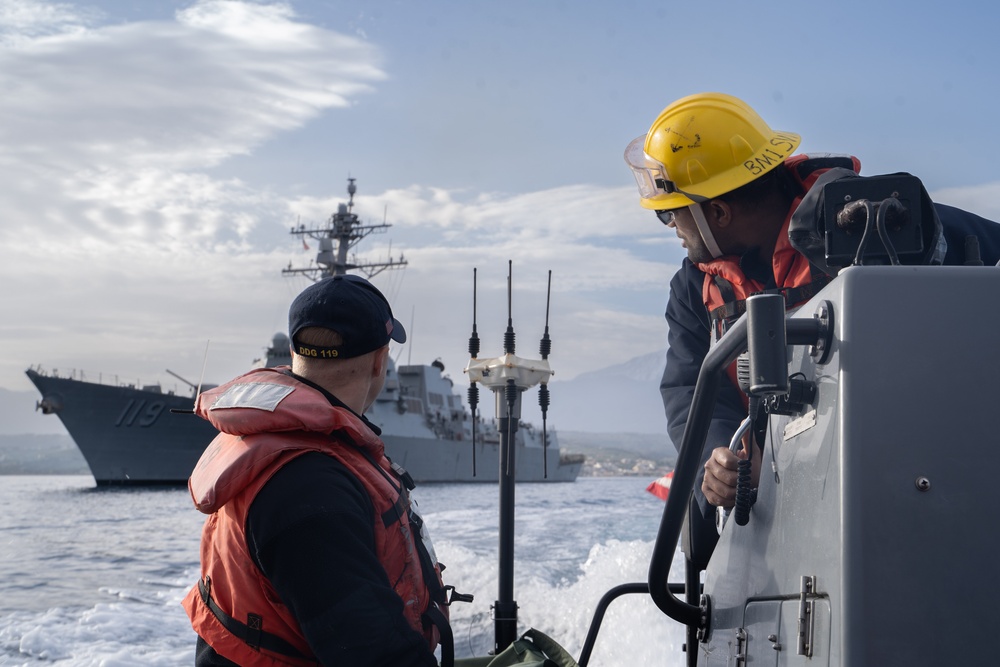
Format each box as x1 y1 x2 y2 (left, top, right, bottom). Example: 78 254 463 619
247 452 438 667
935 203 1000 266
661 261 749 523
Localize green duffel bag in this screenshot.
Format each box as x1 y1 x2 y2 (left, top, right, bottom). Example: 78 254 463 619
454 628 579 667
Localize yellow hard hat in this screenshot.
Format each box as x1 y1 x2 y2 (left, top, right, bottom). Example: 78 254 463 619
625 92 801 210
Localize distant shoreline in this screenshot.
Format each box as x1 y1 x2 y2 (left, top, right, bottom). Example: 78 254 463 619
0 430 676 478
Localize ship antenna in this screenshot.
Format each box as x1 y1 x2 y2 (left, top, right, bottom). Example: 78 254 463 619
538 270 552 478
195 340 211 404
504 260 515 355
502 261 516 477
282 177 406 282
169 339 212 414
467 268 480 476
462 262 555 653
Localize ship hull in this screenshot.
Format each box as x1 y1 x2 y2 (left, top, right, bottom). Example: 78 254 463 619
25 370 581 485
380 433 581 483
26 370 214 485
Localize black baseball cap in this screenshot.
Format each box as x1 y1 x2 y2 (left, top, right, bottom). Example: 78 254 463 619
288 274 406 359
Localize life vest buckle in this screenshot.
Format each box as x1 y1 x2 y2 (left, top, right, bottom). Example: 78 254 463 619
443 585 474 606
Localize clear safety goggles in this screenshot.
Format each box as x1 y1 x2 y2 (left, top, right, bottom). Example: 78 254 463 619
625 134 711 207
624 135 678 201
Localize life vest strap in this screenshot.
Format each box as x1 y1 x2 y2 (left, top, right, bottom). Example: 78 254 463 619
424 604 454 667
381 494 408 528
199 576 314 662
708 269 832 328
347 434 465 664
709 275 741 321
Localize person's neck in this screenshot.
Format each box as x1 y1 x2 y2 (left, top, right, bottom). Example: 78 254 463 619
285 369 382 435
290 368 371 415
745 197 792 269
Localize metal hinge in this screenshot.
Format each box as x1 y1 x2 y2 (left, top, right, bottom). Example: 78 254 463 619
798 575 817 657
734 627 748 666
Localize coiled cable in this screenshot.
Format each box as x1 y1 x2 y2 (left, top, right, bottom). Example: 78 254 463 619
734 459 753 526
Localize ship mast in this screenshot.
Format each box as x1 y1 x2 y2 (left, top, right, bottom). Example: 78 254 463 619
282 178 407 280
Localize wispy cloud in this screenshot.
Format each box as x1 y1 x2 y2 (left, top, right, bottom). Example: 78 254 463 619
0 0 97 43
1 1 392 388
30 0 1000 398
0 2 678 393
0 0 384 246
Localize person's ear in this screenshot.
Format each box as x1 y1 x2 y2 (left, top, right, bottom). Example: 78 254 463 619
706 199 733 229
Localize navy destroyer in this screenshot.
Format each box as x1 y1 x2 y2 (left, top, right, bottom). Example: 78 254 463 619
26 180 583 485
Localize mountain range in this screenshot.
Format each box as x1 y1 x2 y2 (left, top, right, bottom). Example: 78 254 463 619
517 348 668 435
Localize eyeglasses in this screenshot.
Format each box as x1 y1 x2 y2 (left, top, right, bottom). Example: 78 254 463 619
655 209 676 226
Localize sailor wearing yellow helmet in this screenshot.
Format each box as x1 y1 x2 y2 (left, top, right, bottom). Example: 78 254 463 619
625 92 808 265
626 92 1000 553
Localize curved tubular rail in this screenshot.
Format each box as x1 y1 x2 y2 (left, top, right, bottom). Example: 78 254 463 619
647 314 750 627
646 311 825 630
577 582 685 667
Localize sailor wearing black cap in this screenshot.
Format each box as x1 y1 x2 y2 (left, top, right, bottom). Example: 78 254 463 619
183 275 453 667
290 274 407 360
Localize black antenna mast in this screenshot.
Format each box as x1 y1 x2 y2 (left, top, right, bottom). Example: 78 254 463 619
464 262 555 653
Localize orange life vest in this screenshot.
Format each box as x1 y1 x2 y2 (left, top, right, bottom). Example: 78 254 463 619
700 220 831 342
182 368 447 666
698 155 860 394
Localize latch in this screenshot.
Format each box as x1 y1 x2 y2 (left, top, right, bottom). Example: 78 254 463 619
798 575 818 657
734 627 748 666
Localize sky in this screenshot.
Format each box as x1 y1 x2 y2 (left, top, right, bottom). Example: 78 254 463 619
4 0 1000 400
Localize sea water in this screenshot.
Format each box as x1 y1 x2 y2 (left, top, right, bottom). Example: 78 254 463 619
0 475 686 666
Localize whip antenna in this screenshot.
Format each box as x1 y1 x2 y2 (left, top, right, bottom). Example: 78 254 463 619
538 270 552 478
195 339 210 402
503 261 516 476
169 339 211 414
467 268 480 476
504 260 515 355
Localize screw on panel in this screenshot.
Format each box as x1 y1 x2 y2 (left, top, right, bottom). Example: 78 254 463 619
915 476 931 492
811 300 834 365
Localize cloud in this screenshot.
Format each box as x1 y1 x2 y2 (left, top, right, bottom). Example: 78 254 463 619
0 0 385 246
304 184 678 387
2 2 680 396
0 1 387 390
8 180 678 394
0 0 96 43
